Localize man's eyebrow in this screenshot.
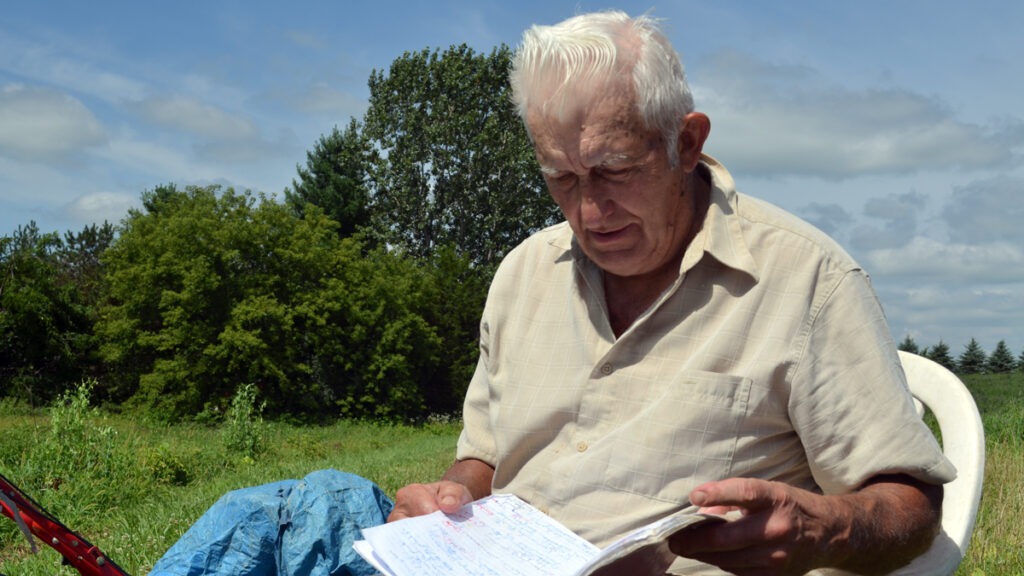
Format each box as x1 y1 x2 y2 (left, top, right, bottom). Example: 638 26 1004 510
537 152 636 175
598 153 631 167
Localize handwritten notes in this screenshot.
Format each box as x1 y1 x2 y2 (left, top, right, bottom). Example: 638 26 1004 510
356 494 599 576
355 493 724 576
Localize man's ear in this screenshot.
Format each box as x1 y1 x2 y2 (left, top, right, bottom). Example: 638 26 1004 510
677 112 711 172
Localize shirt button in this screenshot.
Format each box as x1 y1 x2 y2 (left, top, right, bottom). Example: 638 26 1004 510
599 363 613 375
576 441 588 452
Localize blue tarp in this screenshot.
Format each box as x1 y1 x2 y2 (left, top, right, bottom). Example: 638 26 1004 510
149 469 393 576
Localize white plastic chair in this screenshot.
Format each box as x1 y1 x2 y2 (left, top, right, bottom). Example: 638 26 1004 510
891 350 986 576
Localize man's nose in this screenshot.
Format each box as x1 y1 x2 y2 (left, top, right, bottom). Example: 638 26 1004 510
578 176 614 221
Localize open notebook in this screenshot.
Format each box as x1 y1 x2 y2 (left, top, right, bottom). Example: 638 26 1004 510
354 493 726 576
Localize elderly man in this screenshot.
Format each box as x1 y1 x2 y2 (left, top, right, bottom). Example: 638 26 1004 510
388 10 955 576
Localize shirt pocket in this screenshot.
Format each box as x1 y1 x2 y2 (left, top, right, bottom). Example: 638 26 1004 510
595 370 752 505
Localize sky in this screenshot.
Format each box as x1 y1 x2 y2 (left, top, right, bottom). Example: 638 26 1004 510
2 0 1022 356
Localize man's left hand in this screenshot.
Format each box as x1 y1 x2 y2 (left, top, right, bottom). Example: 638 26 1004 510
669 475 941 576
669 477 847 575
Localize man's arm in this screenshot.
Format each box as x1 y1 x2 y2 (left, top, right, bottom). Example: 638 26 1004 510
670 474 942 576
386 458 495 522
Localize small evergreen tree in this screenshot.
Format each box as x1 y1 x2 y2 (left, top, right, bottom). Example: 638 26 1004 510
285 119 372 238
897 334 920 354
986 340 1016 373
1017 346 1024 372
924 340 956 372
957 338 988 374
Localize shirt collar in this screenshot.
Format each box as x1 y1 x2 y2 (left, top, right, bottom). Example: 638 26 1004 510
686 154 760 283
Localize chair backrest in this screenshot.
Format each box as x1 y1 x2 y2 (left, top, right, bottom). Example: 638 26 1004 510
891 350 986 576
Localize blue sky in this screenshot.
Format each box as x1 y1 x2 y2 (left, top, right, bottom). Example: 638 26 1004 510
2 1 1022 355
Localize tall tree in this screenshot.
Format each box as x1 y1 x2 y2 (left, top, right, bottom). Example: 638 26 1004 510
57 222 116 312
924 340 956 372
957 338 988 374
986 340 1016 373
0 223 95 405
362 44 560 271
285 118 372 238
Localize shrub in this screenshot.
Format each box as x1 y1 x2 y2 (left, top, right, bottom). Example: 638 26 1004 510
222 383 266 461
142 444 192 486
34 380 122 486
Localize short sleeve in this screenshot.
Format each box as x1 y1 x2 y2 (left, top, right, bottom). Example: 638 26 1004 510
456 315 499 466
789 270 956 493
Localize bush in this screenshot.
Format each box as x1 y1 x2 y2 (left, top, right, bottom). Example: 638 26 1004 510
32 380 123 487
142 444 192 486
222 383 266 461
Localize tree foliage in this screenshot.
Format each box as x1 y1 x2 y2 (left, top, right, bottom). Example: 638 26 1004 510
361 43 559 271
957 338 988 374
986 340 1016 373
897 334 920 354
285 118 372 238
0 223 108 405
923 340 956 372
97 184 441 420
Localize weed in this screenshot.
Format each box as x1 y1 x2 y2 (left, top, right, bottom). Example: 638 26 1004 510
142 444 192 486
222 383 266 461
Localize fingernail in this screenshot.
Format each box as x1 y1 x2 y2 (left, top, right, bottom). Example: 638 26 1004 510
691 490 707 506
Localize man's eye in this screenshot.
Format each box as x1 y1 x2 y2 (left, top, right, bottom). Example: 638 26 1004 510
600 167 632 181
548 172 576 185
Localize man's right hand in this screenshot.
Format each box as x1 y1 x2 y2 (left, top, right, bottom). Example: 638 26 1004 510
387 480 475 522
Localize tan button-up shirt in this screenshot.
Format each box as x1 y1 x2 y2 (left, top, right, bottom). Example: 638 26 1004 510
457 156 955 574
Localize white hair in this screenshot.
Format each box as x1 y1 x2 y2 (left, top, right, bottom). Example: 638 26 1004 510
509 10 695 163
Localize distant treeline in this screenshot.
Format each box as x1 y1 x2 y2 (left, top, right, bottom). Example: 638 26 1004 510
897 335 1024 375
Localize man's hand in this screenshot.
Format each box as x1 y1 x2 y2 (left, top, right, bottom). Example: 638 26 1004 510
387 458 495 523
387 480 475 522
669 475 941 576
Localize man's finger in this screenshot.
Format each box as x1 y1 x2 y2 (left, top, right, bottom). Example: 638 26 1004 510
691 477 779 510
436 481 473 513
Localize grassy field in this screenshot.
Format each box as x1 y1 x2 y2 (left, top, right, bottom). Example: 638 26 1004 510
1 372 1022 575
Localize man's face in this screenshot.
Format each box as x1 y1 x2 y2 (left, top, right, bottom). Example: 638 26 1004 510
528 90 694 280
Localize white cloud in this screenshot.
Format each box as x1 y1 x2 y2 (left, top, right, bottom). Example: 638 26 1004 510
943 176 1024 244
0 27 147 104
848 191 927 251
62 192 138 226
132 94 259 141
293 82 367 117
865 236 1024 283
696 51 1022 179
879 282 1024 353
0 84 107 161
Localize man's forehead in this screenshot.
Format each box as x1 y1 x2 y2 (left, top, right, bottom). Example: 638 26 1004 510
530 110 654 169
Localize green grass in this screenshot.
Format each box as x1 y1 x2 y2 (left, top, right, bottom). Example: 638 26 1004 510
0 410 461 575
1 372 1022 575
955 373 1024 575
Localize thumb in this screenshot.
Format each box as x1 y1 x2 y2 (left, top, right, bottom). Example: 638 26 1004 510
690 478 776 511
437 481 473 513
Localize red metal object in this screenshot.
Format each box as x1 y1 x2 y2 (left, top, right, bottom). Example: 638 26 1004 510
0 472 130 576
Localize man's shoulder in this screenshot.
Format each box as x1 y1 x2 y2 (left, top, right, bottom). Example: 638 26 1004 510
484 222 574 314
702 156 859 273
732 191 860 272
